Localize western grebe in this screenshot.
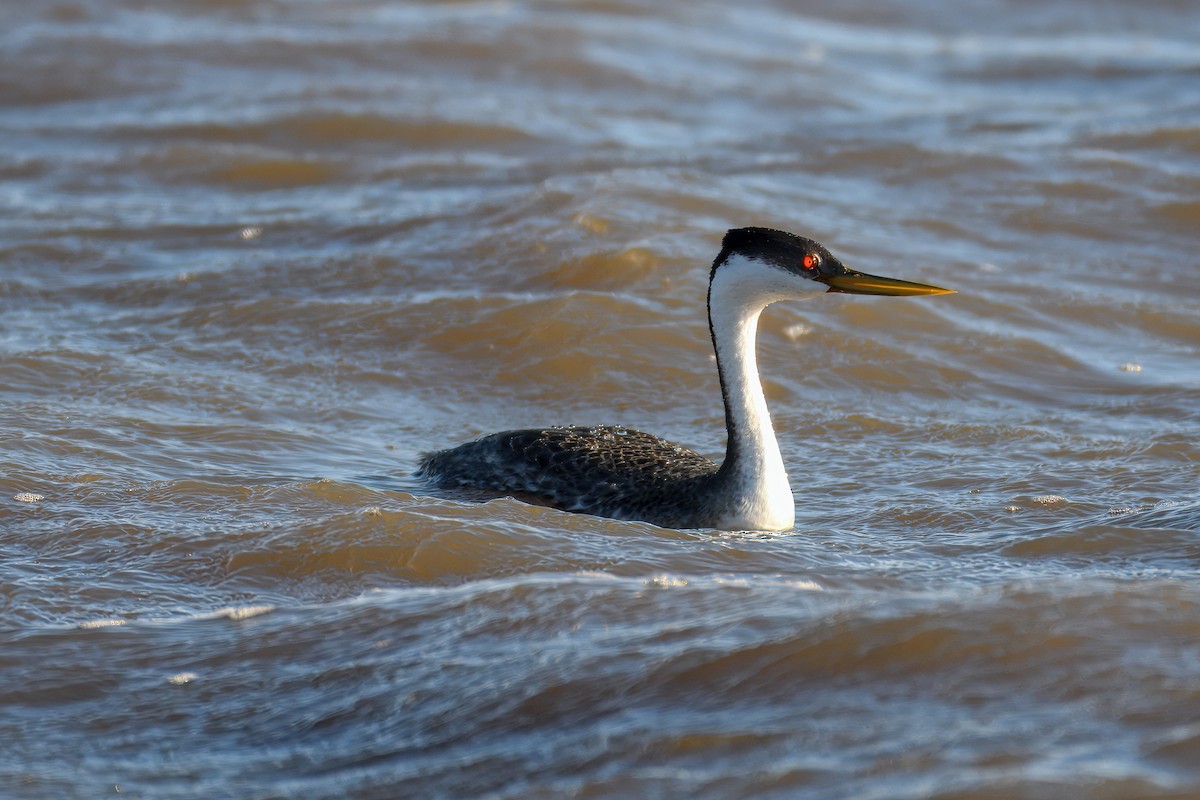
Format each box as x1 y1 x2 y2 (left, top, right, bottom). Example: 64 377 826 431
418 227 954 530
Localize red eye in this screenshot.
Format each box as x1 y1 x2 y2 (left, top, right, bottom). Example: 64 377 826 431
803 254 820 270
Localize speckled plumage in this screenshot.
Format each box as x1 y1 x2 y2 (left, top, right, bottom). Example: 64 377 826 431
417 425 726 528
416 227 952 530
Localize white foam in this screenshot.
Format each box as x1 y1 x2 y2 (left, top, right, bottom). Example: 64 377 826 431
646 574 689 588
783 323 812 341
78 618 127 629
214 605 275 621
786 578 824 591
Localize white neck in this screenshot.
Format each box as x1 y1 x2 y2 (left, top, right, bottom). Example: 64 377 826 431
706 256 802 531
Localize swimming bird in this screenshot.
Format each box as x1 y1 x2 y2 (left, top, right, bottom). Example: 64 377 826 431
418 227 954 531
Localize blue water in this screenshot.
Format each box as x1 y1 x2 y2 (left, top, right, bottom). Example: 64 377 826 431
2 1 1199 797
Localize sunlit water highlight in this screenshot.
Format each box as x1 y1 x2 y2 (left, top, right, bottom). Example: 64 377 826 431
2 1 1199 797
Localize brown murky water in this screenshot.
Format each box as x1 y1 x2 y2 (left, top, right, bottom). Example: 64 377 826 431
2 1 1199 797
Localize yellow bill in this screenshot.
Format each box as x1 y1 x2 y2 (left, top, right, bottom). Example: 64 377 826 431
820 271 955 296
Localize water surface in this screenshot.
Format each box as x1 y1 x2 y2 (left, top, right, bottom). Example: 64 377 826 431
2 0 1199 797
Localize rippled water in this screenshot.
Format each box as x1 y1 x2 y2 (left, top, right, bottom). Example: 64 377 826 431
3 0 1199 797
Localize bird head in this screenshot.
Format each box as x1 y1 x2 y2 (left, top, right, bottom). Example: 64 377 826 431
712 227 955 302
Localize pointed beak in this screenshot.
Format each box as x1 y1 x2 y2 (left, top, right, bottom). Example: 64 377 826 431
819 271 955 297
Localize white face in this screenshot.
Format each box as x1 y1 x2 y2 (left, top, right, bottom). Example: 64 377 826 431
710 253 827 310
